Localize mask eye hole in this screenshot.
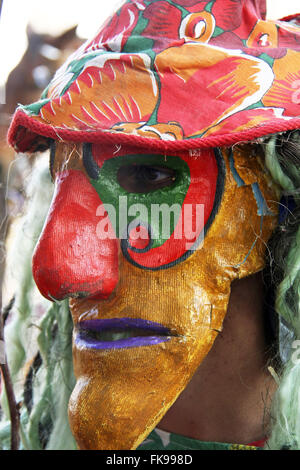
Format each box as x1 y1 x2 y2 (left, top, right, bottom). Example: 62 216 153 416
117 164 177 193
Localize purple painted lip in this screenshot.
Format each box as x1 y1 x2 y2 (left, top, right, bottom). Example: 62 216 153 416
75 318 172 350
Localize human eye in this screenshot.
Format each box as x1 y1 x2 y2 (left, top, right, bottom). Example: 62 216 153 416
117 164 176 193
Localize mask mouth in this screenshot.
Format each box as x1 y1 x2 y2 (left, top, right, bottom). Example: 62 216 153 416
75 318 173 350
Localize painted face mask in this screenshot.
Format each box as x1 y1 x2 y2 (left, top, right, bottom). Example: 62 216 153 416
31 140 278 450
8 0 300 451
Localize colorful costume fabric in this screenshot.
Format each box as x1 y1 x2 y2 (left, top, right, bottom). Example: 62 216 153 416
137 428 265 450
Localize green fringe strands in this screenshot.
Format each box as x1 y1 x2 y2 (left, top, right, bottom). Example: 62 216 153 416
26 300 77 450
266 361 300 450
0 154 76 450
264 131 300 450
265 137 295 193
276 226 300 333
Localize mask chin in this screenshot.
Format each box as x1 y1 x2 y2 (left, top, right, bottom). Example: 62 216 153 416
68 304 228 450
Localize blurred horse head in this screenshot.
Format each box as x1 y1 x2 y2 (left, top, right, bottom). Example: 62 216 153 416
1 24 83 169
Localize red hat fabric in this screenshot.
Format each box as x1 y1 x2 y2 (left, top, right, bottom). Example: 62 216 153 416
7 0 300 153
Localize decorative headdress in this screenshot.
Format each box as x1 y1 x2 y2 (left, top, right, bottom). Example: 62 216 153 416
8 0 300 153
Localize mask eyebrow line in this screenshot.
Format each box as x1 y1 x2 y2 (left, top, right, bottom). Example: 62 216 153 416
82 143 101 180
49 139 56 180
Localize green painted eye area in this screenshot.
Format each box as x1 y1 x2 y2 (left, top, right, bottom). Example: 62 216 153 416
84 144 223 269
91 153 190 203
117 164 177 193
90 152 191 248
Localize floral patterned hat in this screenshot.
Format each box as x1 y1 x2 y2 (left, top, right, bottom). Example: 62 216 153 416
8 0 300 153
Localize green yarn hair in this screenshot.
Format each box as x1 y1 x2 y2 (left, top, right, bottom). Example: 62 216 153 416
0 154 76 450
0 131 300 450
263 131 300 450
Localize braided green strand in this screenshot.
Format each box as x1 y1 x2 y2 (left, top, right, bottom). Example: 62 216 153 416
265 137 295 193
264 133 300 450
0 154 77 450
275 226 300 333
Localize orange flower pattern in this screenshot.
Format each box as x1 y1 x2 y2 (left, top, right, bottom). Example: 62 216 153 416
38 54 158 130
262 50 300 116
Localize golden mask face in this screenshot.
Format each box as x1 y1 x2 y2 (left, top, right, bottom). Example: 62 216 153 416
32 141 279 449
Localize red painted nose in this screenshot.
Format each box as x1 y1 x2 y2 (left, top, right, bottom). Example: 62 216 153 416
32 169 118 301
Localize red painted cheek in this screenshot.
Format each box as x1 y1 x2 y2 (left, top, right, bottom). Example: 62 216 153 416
32 169 119 301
